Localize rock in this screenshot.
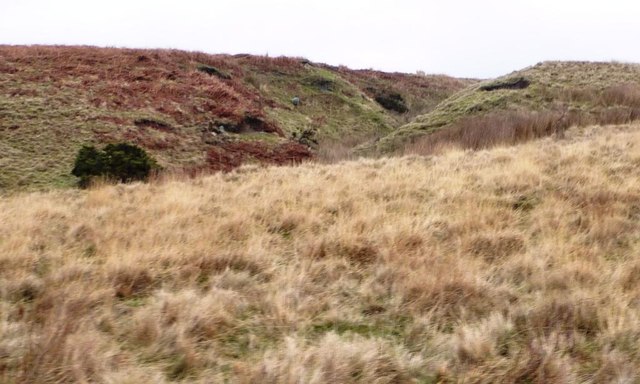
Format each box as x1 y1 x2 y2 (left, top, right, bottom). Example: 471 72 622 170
480 77 530 91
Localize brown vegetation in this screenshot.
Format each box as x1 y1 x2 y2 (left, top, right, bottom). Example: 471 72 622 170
0 45 267 126
404 109 575 155
405 83 640 156
2 123 640 382
206 141 312 172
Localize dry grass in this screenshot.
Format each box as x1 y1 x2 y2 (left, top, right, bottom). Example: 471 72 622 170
402 81 640 157
402 109 573 155
2 123 640 382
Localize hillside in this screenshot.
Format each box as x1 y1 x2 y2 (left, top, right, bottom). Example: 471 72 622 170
0 45 470 192
2 122 640 382
370 61 640 153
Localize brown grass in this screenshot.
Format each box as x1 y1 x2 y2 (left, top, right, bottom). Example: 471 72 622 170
2 123 640 382
404 86 640 156
404 109 578 155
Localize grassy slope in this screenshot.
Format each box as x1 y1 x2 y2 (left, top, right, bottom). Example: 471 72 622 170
329 66 478 125
3 123 640 382
0 45 468 192
371 61 640 153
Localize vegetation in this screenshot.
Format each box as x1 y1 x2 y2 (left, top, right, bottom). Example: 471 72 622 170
479 76 530 91
0 45 467 193
333 66 476 124
72 143 158 187
369 61 640 153
2 123 640 382
373 90 409 113
7 46 640 382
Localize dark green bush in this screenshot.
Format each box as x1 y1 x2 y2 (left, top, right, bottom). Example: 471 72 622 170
71 145 106 188
102 143 157 183
71 143 158 187
374 91 408 113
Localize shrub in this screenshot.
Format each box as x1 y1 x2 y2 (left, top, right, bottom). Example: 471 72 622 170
374 91 408 113
71 143 158 187
403 109 576 155
71 145 106 187
291 127 318 148
102 143 158 183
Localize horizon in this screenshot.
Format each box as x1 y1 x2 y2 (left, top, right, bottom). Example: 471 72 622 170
2 1 640 78
5 43 640 80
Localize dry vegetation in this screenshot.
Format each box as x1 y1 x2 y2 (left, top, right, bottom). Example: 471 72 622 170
402 82 640 157
2 122 640 382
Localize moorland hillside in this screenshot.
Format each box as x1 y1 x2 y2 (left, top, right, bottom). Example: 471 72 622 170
370 61 640 154
0 45 470 191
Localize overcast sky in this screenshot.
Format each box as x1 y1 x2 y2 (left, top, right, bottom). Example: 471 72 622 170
1 0 639 78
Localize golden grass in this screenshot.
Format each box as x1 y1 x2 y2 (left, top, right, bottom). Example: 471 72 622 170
2 123 640 382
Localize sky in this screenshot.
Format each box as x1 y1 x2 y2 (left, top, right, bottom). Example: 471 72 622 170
1 0 639 78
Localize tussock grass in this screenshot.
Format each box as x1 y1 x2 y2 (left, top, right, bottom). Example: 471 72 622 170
2 123 640 382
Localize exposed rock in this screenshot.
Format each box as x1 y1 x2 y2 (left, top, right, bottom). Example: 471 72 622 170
480 77 530 91
196 64 232 80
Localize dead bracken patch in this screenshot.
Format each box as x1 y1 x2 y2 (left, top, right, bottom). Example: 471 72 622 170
206 141 312 172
